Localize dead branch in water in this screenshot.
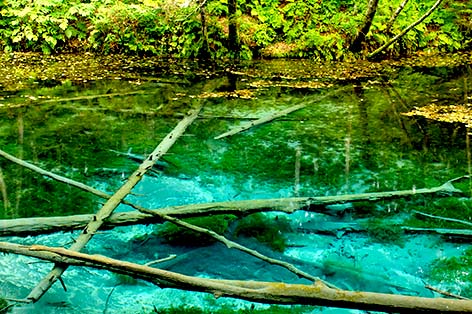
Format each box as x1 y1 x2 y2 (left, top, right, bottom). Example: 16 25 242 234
1 241 472 313
0 178 463 236
23 104 203 303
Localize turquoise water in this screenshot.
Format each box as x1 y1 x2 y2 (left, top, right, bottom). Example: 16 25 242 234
0 58 471 313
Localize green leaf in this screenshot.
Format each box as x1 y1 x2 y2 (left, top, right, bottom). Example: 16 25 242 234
59 20 68 31
44 35 57 47
65 27 74 38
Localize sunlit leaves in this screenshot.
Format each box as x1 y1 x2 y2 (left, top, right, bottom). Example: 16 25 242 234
403 104 472 127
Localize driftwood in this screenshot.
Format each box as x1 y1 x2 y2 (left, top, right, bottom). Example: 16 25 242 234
412 210 472 228
425 284 471 300
109 148 169 170
214 87 349 139
0 150 334 287
134 205 336 289
298 220 472 239
1 127 469 311
2 241 472 313
23 104 203 303
0 180 463 236
214 103 307 139
403 227 472 238
3 105 338 300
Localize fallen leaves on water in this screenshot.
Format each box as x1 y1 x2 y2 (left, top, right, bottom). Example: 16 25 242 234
249 80 333 89
193 89 255 99
402 104 472 127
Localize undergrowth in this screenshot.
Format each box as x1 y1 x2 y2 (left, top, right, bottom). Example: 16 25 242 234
0 0 470 58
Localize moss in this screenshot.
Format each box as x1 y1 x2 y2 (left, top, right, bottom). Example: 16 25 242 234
235 213 291 252
153 213 291 252
364 219 404 246
430 247 472 298
155 215 238 246
114 273 139 285
151 304 314 314
404 197 472 229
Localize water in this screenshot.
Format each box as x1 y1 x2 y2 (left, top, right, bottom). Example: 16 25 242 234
0 56 471 313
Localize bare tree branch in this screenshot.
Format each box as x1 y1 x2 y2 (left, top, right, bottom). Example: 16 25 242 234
215 87 350 139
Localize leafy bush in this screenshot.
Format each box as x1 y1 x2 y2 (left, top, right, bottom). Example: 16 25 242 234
0 0 469 58
0 0 92 53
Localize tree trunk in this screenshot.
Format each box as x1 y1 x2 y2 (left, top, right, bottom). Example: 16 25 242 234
199 0 210 59
349 0 380 53
228 0 239 58
2 242 472 313
215 87 349 139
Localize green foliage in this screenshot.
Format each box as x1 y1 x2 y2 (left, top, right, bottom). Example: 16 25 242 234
1 0 469 58
367 0 469 56
430 247 472 298
155 215 237 246
0 0 92 53
235 213 291 252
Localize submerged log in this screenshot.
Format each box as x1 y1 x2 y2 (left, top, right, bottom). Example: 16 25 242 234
297 221 472 239
1 241 472 313
0 181 463 236
108 148 169 170
214 87 349 139
23 104 203 303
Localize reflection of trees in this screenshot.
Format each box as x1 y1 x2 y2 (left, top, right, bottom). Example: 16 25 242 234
354 84 371 165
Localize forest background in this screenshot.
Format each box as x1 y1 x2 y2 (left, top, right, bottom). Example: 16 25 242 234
0 0 471 60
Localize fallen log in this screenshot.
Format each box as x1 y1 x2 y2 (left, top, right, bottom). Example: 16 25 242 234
1 241 472 313
412 210 472 228
23 104 203 303
0 180 463 236
109 148 169 170
214 87 350 140
297 221 472 239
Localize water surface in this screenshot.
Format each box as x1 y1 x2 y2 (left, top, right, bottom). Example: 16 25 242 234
0 56 471 313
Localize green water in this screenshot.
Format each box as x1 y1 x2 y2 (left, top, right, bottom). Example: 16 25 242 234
1 57 472 313
0 59 470 219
